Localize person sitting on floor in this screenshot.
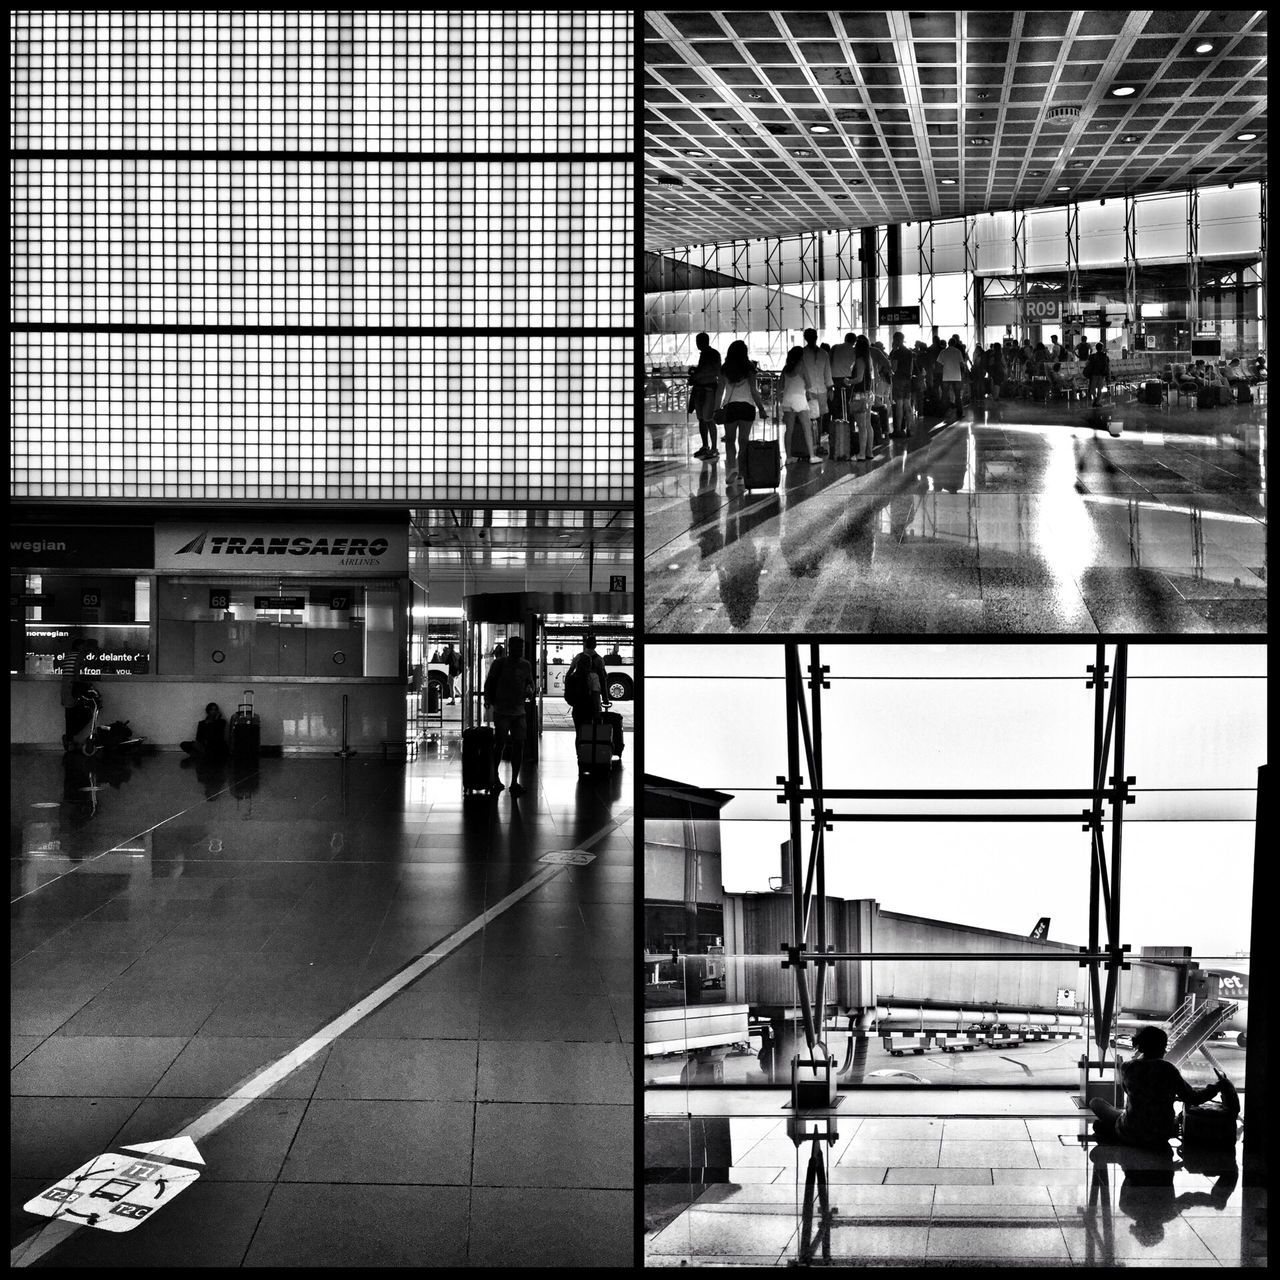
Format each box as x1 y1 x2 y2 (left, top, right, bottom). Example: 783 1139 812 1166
1089 1025 1227 1150
180 702 229 762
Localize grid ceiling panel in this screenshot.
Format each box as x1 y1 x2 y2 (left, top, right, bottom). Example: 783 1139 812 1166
645 9 1267 250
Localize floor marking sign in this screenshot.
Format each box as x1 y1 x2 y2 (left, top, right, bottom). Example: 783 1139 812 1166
538 850 596 865
24 1138 203 1233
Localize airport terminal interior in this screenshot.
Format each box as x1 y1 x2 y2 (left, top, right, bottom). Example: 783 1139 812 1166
643 10 1267 634
644 644 1265 1267
10 9 635 1269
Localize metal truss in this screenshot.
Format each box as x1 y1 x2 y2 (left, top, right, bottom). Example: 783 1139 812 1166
777 642 1134 1073
1012 209 1028 341
833 229 857 334
918 221 935 337
729 239 751 342
763 238 786 368
1187 188 1200 332
962 216 979 345
798 231 822 333
697 241 717 338
671 244 692 366
1124 196 1138 341
874 225 892 341
1066 202 1081 337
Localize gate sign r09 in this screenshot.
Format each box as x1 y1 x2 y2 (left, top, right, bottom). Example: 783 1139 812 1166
1025 298 1061 321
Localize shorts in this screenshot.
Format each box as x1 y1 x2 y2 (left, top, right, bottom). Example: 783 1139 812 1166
494 712 527 741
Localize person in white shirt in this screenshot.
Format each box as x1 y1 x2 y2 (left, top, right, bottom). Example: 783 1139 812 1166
799 329 833 449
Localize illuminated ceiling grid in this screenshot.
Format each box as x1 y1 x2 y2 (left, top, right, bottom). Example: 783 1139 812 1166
645 9 1267 250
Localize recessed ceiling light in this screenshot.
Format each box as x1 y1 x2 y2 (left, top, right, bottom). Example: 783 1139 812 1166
1029 170 1045 177
1056 184 1070 191
811 123 831 133
1121 135 1138 144
976 91 990 101
1195 41 1214 53
1237 132 1257 141
1111 86 1136 97
940 178 956 185
794 149 813 157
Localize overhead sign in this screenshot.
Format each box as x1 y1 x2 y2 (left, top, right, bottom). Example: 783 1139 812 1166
80 589 101 608
254 595 306 611
24 1137 203 1233
1025 298 1062 321
9 526 155 570
608 575 626 592
878 305 921 326
1082 309 1105 326
155 524 408 575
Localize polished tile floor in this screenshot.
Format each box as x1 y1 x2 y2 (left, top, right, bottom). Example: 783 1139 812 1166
645 393 1267 633
11 734 633 1267
645 1092 1263 1267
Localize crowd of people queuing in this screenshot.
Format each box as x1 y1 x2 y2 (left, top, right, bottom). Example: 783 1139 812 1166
685 327 1265 484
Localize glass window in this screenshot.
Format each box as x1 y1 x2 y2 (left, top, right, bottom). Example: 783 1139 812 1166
11 573 150 675
155 578 403 678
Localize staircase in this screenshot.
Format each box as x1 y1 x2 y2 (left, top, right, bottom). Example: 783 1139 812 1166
1164 998 1238 1067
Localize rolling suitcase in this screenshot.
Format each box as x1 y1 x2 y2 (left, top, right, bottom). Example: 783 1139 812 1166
575 719 613 776
829 417 852 460
1235 382 1252 404
1032 376 1050 403
1142 380 1163 405
741 411 781 490
229 690 261 759
462 726 494 793
1196 384 1216 409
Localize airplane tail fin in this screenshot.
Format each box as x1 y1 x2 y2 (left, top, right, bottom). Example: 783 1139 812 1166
1029 917 1050 939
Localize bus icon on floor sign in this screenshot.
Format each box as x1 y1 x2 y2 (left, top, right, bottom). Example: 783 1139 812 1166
24 1138 204 1234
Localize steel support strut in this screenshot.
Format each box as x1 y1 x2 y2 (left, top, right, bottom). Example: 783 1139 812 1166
1084 645 1132 1061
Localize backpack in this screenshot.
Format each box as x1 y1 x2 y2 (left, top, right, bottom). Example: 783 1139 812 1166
564 661 587 708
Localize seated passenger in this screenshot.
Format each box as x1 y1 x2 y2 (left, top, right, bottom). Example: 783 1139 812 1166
1251 354 1266 382
1089 1025 1227 1150
180 702 229 761
1224 358 1247 385
1171 361 1198 392
1047 361 1065 392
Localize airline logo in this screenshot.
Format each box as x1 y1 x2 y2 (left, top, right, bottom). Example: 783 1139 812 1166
173 532 389 559
1029 917 1050 940
1216 972 1249 997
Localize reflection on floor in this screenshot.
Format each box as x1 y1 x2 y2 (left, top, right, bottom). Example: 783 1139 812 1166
644 394 1267 633
644 1092 1263 1267
11 735 633 1267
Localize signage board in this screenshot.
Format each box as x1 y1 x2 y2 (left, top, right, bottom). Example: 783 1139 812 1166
1146 335 1156 349
155 524 408 575
608 575 626 592
254 596 306 611
24 1137 203 1233
209 590 231 610
878 305 921 326
1082 309 1105 326
1025 298 1061 322
1056 989 1076 1010
80 589 101 608
9 526 154 570
12 593 54 606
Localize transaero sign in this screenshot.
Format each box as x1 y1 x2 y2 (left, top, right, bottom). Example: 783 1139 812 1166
155 524 408 575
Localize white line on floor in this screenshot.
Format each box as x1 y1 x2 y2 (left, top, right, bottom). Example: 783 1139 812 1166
11 807 631 1268
9 778 250 905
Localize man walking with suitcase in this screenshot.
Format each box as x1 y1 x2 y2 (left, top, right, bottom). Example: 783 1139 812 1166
483 635 535 796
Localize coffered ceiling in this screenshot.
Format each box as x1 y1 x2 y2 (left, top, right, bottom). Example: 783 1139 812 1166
645 10 1267 250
